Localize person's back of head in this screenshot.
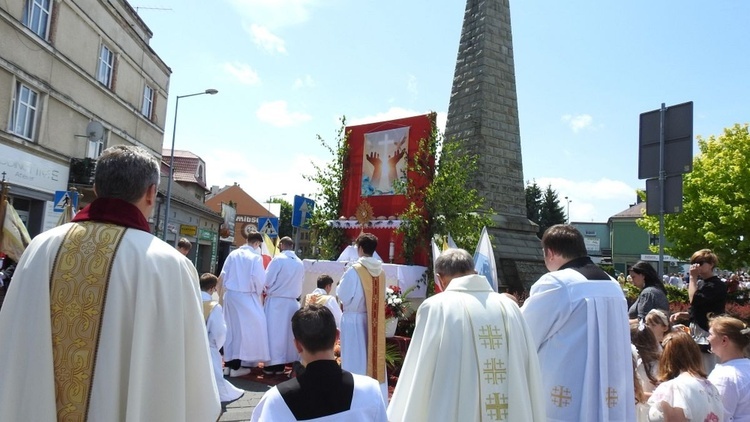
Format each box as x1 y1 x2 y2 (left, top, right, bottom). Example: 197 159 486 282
279 236 294 250
435 248 475 278
541 224 588 259
200 273 218 292
244 230 263 245
292 305 337 354
94 145 159 203
317 274 334 290
177 238 192 255
658 330 706 381
355 233 378 256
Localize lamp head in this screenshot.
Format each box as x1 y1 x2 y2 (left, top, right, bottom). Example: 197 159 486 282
205 89 219 95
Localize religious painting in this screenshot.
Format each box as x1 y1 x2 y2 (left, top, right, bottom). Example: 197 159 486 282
361 127 409 197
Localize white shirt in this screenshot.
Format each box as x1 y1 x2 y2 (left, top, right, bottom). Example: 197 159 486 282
708 358 750 422
221 245 265 292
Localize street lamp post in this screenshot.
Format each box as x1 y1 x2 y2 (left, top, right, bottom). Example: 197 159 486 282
565 196 572 224
162 89 218 241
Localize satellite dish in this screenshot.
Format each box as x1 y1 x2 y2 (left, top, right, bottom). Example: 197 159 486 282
86 121 104 143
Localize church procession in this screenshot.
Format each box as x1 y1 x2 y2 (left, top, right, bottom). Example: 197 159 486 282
2 0 750 421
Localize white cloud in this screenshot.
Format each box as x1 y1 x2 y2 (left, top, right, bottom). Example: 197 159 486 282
229 0 317 29
293 75 316 89
256 100 312 127
222 62 261 86
533 177 638 222
246 24 287 54
561 113 593 132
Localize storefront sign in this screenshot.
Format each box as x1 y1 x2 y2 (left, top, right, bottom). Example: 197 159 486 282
180 224 197 237
0 144 69 192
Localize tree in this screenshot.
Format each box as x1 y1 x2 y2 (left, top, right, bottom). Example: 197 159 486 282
525 179 543 227
538 185 566 237
637 124 750 270
269 198 293 238
303 118 350 260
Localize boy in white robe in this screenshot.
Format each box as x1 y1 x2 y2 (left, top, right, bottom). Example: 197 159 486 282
200 273 244 403
521 224 635 422
251 304 387 422
305 274 342 328
388 248 546 422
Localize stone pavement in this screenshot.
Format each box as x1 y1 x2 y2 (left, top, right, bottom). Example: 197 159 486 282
218 377 270 422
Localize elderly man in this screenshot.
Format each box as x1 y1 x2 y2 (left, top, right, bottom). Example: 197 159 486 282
521 224 634 421
388 249 546 421
0 145 220 421
263 236 304 375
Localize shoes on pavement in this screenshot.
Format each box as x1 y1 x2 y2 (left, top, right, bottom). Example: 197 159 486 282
229 367 252 377
262 368 286 375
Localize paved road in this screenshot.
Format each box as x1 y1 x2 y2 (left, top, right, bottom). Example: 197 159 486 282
219 377 270 421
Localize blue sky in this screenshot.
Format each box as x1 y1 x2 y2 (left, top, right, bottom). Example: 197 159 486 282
136 0 750 222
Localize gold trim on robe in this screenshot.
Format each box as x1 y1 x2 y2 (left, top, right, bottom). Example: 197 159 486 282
353 263 386 383
202 300 218 323
49 222 127 421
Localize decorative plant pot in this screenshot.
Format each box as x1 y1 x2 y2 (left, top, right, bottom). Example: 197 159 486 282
385 317 398 337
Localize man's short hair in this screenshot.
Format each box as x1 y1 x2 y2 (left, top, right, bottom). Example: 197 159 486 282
199 273 218 292
541 224 588 260
244 230 263 244
177 238 192 251
292 304 337 354
317 274 334 289
355 233 378 256
278 236 294 248
435 248 475 277
94 145 160 203
690 249 718 268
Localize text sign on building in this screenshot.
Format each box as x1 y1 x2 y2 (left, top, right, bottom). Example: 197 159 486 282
641 254 678 262
584 237 600 253
180 225 197 237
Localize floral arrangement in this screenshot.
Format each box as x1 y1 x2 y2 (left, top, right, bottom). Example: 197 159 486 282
385 285 411 320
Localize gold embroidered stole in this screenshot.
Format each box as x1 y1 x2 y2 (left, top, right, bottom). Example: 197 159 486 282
353 263 385 383
49 222 127 421
203 300 218 323
305 293 333 307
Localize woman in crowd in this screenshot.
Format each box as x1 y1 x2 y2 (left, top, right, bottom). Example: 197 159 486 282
647 330 723 421
707 315 750 422
628 261 670 323
631 321 661 396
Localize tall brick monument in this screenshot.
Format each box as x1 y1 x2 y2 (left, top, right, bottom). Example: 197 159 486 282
444 0 545 291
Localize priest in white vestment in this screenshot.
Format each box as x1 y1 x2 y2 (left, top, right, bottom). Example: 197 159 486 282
336 233 388 404
251 305 387 422
305 274 343 328
263 236 304 374
388 248 546 422
200 273 245 403
521 224 635 422
0 146 220 421
220 230 269 376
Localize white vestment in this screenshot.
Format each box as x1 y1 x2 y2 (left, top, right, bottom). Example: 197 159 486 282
251 372 387 422
521 264 635 422
388 274 546 422
202 291 244 403
221 245 269 363
264 250 304 366
336 256 388 403
306 288 343 328
0 223 220 421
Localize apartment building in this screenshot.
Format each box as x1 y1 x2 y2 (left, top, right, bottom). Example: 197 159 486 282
0 0 170 236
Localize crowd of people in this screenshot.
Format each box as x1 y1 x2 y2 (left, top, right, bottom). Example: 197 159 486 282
0 144 747 421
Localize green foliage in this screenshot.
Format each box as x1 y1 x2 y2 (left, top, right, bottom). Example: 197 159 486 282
270 198 293 238
397 115 493 267
599 264 615 277
664 283 689 305
303 117 350 260
525 182 566 238
637 124 750 269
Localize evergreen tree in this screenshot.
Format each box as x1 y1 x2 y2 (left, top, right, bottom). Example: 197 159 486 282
525 180 543 226
538 185 566 237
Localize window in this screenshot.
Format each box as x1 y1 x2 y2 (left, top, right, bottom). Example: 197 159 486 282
86 139 104 159
9 82 39 140
22 0 52 39
97 44 114 87
141 85 154 118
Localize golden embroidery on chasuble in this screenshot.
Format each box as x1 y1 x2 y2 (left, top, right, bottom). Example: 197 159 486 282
605 387 619 408
50 222 127 421
484 392 509 421
551 385 573 408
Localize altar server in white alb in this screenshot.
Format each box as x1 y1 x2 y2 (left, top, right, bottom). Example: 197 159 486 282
336 233 388 404
0 145 220 421
220 230 269 376
305 274 343 328
388 248 546 422
252 305 387 421
263 236 305 375
521 224 635 421
200 273 244 403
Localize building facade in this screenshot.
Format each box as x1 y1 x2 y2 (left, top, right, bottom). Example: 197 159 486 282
0 0 170 236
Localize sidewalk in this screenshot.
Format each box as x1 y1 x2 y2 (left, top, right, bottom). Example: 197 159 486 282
219 377 270 422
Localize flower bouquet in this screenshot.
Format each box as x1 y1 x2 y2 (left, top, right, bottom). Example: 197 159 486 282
385 285 410 320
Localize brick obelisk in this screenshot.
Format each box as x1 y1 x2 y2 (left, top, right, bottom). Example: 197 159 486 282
444 0 545 291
